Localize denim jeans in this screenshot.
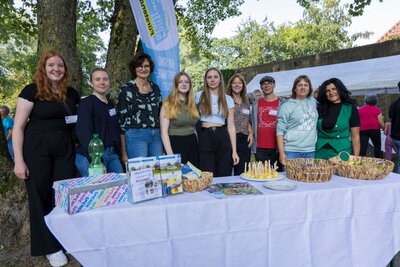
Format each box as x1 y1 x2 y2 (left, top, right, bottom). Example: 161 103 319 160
285 151 316 159
392 138 400 173
125 128 163 159
75 146 123 176
7 141 14 162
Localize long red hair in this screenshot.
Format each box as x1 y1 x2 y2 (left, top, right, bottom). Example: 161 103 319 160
33 50 69 102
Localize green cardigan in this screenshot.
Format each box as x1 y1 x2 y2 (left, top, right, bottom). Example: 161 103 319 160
316 104 353 160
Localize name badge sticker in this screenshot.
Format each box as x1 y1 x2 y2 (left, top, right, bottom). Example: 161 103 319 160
269 109 278 116
242 109 250 115
65 115 78 124
109 108 117 116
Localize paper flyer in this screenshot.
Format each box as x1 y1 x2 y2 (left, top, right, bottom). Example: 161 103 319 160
128 167 162 203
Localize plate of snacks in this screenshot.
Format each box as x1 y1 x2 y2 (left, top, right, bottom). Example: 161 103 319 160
240 161 283 182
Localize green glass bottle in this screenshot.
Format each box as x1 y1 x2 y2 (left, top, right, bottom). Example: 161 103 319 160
88 133 104 176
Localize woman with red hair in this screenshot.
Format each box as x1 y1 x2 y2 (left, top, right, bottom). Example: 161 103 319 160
13 51 80 266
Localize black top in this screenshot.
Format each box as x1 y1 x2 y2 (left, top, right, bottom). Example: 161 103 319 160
19 83 80 132
389 97 400 141
75 94 123 159
116 80 162 131
320 103 360 131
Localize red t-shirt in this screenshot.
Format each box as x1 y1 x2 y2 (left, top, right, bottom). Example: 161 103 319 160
257 98 280 148
359 105 381 131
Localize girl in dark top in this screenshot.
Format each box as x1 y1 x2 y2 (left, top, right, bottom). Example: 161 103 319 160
316 78 360 160
117 53 163 161
13 51 80 266
75 68 124 176
226 73 253 175
160 72 200 166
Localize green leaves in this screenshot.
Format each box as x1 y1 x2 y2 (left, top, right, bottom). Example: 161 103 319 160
176 0 244 53
297 0 383 16
203 0 372 70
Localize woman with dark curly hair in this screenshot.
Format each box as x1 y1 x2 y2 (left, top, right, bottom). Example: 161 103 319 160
316 78 360 160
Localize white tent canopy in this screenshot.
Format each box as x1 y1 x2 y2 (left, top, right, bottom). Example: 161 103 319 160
246 55 400 97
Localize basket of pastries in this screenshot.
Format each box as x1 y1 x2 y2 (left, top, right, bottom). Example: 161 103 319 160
182 171 213 193
285 158 335 183
329 152 394 180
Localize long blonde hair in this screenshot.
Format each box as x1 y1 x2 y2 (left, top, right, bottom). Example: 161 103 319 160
163 72 199 120
198 67 228 117
33 50 69 102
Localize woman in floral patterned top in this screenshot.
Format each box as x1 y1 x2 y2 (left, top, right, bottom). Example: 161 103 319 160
117 53 163 162
227 74 254 175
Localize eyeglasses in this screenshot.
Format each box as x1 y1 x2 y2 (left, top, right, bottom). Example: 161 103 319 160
136 64 151 71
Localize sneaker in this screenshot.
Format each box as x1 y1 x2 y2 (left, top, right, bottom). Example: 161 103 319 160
46 250 68 267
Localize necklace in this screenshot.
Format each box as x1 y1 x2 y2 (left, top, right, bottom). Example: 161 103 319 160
137 81 150 94
233 94 242 104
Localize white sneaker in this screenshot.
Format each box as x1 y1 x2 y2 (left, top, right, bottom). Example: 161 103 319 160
46 250 68 267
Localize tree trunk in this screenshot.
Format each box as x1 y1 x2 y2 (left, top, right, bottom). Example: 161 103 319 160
37 0 81 92
106 0 138 101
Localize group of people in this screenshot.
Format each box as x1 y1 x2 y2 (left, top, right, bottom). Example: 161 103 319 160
8 49 400 266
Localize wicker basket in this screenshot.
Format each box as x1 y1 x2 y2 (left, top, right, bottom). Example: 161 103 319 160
285 158 335 183
329 155 394 180
182 172 213 192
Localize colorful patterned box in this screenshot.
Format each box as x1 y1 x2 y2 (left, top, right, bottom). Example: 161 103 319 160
53 173 128 214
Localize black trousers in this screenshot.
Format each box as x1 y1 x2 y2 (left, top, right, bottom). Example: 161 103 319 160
170 133 199 168
360 129 381 158
23 129 75 256
255 147 283 172
198 126 232 177
233 133 251 175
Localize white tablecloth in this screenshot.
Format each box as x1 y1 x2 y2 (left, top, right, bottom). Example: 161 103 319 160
45 173 400 267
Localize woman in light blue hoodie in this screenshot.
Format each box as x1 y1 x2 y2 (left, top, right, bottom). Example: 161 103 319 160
276 75 318 165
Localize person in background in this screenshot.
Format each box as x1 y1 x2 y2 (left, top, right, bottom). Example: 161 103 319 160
385 81 400 173
75 68 123 176
160 72 200 166
13 51 80 266
313 87 320 100
195 67 239 177
251 75 287 169
277 75 317 164
227 73 253 175
316 78 360 160
0 105 14 162
253 89 263 101
117 53 163 161
358 95 384 158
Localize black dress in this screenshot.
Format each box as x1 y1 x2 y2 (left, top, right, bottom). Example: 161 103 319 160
19 83 80 256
